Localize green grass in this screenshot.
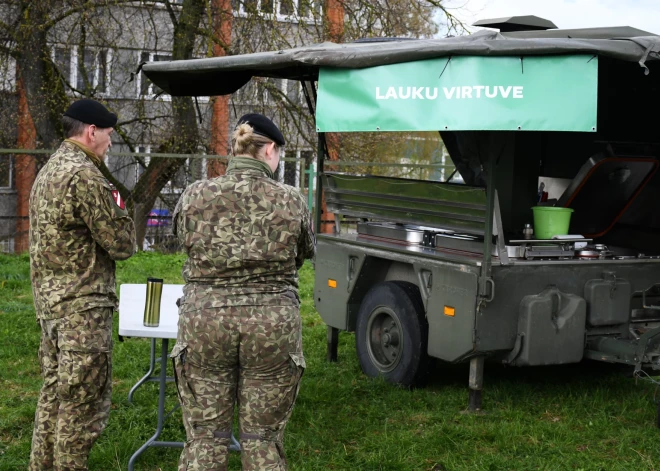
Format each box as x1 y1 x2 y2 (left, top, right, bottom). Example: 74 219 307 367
1 252 659 470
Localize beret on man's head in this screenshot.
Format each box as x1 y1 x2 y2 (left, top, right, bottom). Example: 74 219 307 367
236 113 285 147
63 99 118 128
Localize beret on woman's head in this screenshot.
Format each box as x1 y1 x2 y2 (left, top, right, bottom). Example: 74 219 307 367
236 113 285 146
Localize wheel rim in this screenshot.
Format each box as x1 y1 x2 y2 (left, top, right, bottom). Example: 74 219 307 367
365 306 403 373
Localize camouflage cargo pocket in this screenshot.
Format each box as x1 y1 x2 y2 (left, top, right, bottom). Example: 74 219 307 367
56 309 113 404
56 349 110 404
171 344 193 406
279 353 305 422
58 308 113 353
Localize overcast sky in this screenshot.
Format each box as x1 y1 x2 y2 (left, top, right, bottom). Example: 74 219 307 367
442 0 659 35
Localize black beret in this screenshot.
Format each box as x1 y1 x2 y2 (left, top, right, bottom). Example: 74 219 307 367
63 99 118 128
236 113 285 146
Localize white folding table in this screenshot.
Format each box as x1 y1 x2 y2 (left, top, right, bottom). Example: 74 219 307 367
118 283 239 471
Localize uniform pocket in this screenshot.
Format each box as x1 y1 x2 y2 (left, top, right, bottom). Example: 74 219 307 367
289 353 306 371
281 352 306 420
58 328 112 353
56 350 109 404
57 309 113 353
172 344 194 405
55 311 113 404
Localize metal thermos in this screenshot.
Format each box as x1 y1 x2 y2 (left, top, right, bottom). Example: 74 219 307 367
143 277 163 327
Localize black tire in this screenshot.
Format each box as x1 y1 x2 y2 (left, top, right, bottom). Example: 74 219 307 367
355 281 432 388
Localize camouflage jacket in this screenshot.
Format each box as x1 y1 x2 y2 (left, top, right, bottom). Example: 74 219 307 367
29 141 137 319
173 156 315 301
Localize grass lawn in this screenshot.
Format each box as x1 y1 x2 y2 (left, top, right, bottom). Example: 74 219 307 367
1 251 659 470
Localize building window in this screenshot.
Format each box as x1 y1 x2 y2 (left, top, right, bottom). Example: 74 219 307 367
233 78 286 106
284 149 310 188
233 79 256 105
279 0 294 15
0 56 16 93
139 52 172 98
261 77 284 105
232 0 321 19
53 47 72 87
0 238 15 254
284 78 303 104
136 145 151 183
76 48 110 94
52 46 111 95
0 154 13 189
298 0 321 18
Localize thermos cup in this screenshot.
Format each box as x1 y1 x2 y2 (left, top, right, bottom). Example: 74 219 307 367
143 277 163 327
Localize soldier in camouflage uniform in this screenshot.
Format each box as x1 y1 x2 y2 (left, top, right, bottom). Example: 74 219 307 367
28 99 137 471
171 113 315 471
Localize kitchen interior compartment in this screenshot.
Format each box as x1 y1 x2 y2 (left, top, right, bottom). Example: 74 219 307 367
558 152 659 238
325 173 596 260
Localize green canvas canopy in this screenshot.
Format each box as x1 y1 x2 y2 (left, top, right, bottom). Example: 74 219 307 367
142 27 659 97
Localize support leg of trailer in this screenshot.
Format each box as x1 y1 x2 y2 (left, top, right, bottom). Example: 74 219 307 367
468 356 485 411
327 326 339 362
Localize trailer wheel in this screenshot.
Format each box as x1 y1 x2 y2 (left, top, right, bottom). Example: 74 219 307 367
356 281 431 388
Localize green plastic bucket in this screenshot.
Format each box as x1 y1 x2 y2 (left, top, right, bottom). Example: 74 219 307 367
532 206 574 239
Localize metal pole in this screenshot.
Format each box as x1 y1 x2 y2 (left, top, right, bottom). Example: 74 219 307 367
314 134 326 233
128 338 157 403
479 136 497 298
327 327 339 362
307 163 315 211
468 356 485 411
128 339 175 470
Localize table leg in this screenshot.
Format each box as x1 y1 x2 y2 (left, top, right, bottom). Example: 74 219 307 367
128 339 240 470
128 338 156 404
128 338 176 404
128 339 183 470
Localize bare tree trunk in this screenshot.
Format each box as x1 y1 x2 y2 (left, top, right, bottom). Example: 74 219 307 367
130 0 207 248
325 0 345 43
13 1 69 251
15 0 67 149
15 73 37 253
208 0 233 178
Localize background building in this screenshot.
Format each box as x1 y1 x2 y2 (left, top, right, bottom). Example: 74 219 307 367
0 0 456 252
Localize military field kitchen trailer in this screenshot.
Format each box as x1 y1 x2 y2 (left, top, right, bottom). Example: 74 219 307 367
143 16 660 421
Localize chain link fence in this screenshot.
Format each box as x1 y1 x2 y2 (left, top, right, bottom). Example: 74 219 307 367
0 148 457 254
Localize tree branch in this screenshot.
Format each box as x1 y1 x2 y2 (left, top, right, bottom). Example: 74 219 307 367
194 26 230 54
117 114 172 127
163 0 179 29
43 0 139 31
423 0 469 35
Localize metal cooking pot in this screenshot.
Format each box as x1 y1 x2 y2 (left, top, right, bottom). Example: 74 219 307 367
577 250 600 259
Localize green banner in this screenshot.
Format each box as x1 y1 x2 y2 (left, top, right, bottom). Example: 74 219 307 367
316 55 598 132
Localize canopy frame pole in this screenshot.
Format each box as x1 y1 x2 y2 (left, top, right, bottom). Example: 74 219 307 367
301 80 327 234
479 136 497 299
315 133 326 234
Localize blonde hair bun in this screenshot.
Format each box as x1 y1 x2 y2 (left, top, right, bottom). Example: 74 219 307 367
231 122 276 159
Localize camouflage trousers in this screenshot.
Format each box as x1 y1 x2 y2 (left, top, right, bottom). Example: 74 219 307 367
29 307 113 471
171 298 305 471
